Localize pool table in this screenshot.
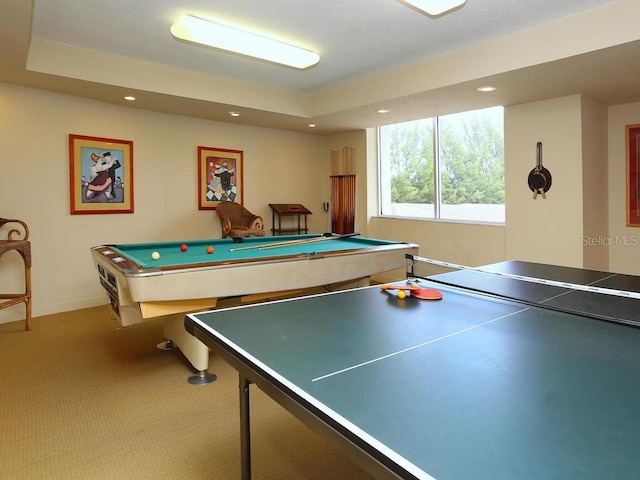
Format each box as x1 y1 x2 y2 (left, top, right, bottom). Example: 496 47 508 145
91 234 418 383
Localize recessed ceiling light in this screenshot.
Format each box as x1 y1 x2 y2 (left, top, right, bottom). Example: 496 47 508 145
308 124 317 128
376 109 391 114
124 96 136 101
401 0 466 16
477 86 497 92
229 111 240 117
171 15 320 69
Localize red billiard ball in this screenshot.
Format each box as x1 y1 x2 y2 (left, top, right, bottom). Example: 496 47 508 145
180 244 188 252
206 246 214 254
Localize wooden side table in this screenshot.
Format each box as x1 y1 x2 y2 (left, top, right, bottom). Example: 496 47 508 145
0 218 32 330
269 204 312 235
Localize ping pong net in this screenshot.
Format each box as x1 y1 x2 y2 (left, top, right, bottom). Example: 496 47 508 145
404 254 640 328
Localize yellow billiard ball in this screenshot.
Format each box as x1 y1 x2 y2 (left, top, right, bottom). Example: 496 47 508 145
397 290 407 299
206 246 214 254
151 251 160 260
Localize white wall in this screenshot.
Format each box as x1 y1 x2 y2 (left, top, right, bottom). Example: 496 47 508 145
504 95 586 267
0 83 331 323
368 216 505 283
581 96 609 271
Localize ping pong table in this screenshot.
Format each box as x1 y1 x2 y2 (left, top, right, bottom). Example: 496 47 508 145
184 259 640 480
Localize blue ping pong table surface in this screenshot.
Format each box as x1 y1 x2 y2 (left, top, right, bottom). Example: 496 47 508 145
185 260 640 480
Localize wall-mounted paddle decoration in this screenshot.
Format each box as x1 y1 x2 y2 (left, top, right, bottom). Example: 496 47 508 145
528 141 552 199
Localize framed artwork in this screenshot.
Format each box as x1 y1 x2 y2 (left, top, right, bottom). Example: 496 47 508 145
69 134 134 214
198 146 243 210
627 124 640 227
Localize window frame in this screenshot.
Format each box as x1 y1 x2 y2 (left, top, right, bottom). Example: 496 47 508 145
377 107 505 226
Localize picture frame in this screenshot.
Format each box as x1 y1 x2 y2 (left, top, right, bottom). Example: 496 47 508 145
69 134 134 214
198 146 243 210
626 124 640 227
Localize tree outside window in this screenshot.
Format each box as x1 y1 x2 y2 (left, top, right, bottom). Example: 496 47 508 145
379 106 504 224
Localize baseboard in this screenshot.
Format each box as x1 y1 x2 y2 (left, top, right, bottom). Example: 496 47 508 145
0 296 107 325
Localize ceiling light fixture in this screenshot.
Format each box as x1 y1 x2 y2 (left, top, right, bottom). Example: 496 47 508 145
376 109 391 114
229 111 240 117
171 15 320 69
401 0 466 16
124 96 136 101
477 86 497 92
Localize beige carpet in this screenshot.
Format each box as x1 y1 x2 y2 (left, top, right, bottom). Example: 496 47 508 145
0 307 374 480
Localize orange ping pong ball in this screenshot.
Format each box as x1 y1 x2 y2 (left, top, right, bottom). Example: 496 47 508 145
397 290 407 299
206 246 214 254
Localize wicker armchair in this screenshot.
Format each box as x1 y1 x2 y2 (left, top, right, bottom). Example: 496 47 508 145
216 202 266 239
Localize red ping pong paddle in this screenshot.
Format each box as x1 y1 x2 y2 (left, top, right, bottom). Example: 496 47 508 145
410 288 443 300
380 284 442 300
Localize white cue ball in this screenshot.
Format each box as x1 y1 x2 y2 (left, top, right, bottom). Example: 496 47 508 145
151 251 160 260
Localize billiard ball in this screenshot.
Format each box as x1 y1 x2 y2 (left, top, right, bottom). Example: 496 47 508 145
397 290 407 299
151 251 160 260
206 246 214 254
180 244 188 252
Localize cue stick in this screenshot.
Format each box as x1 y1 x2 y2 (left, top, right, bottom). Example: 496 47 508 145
257 232 361 250
229 232 361 252
331 149 339 233
346 147 354 233
348 173 355 232
344 148 351 233
331 148 342 233
229 237 313 252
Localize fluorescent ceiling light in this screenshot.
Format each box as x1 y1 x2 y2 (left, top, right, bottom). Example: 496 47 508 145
171 15 320 69
401 0 466 16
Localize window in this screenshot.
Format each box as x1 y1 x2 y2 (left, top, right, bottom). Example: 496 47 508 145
378 106 504 224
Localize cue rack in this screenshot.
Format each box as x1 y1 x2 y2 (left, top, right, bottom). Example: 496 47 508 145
330 147 356 234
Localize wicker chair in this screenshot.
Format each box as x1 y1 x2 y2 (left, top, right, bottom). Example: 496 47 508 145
0 218 32 330
216 202 266 239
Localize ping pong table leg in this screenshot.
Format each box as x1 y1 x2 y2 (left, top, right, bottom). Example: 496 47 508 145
239 374 252 480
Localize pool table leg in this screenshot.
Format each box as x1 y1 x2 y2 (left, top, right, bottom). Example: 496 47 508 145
156 339 175 350
187 370 217 385
163 313 217 385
